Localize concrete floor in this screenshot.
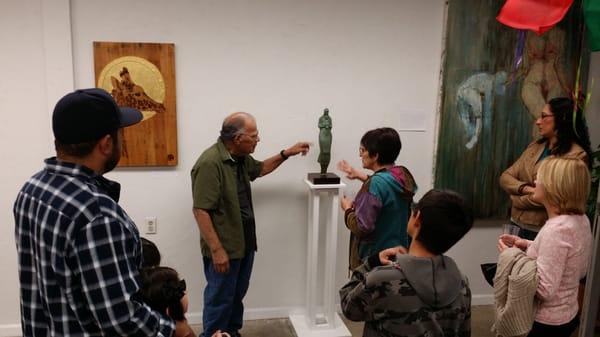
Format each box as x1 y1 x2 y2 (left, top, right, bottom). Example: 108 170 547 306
191 305 600 337
7 305 597 336
191 305 500 337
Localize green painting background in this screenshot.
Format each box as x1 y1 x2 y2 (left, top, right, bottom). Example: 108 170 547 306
435 0 587 219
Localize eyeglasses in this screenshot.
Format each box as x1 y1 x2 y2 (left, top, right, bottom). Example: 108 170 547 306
539 113 554 119
241 132 259 141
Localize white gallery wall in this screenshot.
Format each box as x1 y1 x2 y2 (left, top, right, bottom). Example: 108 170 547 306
7 0 600 335
68 0 452 318
0 1 73 334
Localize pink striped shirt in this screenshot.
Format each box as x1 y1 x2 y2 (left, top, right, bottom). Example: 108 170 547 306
526 214 592 325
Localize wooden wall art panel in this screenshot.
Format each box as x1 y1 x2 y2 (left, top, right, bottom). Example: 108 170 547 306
94 41 177 167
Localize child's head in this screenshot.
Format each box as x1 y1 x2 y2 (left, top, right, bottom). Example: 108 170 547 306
141 237 161 268
408 189 473 255
140 266 188 321
534 157 590 215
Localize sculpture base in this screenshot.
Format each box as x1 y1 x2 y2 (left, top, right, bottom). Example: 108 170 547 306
308 173 340 185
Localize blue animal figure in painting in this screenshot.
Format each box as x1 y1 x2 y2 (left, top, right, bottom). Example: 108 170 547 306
456 71 507 149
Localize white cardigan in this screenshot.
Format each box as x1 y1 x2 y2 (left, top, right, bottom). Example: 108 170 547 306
492 247 539 337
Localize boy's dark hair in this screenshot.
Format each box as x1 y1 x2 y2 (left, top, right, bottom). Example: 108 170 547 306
412 189 473 255
360 127 401 165
140 266 186 321
141 237 161 268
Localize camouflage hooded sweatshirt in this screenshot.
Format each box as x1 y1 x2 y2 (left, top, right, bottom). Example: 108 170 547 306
340 253 471 337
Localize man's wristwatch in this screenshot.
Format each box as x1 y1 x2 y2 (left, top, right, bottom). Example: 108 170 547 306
280 149 289 160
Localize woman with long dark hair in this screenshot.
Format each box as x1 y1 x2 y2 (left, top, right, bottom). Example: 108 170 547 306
499 97 591 239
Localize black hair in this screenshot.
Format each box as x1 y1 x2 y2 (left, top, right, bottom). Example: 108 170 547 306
140 266 186 321
54 130 119 157
141 237 161 268
360 127 401 165
412 189 473 255
540 97 592 168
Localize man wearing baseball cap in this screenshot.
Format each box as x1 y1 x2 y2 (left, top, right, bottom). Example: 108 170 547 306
14 88 176 336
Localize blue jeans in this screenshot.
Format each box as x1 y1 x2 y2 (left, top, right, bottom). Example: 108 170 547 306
201 251 255 337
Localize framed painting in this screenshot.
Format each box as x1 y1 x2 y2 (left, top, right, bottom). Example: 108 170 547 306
434 1 587 219
94 41 177 167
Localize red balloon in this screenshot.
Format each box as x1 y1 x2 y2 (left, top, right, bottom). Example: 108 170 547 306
497 0 574 35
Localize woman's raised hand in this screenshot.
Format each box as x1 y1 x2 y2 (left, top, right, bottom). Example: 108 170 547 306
337 160 368 181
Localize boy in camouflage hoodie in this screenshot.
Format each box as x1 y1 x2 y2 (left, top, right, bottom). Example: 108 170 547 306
340 189 473 337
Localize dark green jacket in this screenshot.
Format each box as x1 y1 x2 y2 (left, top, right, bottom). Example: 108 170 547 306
191 139 263 259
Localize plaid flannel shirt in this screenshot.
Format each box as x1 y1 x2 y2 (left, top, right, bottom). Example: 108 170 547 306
13 158 174 337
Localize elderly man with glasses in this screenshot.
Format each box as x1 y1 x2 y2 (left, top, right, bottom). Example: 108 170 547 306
190 112 309 337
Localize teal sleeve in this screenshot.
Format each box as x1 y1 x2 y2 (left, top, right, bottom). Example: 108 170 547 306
367 175 387 203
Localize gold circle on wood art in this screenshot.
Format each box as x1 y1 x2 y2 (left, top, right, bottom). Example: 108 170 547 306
97 56 165 121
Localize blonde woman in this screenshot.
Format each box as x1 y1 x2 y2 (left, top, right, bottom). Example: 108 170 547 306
498 157 592 337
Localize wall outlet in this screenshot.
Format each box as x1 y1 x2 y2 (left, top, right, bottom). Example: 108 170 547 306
145 217 157 234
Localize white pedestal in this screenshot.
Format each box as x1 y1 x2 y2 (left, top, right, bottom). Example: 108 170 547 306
289 179 351 337
289 313 350 337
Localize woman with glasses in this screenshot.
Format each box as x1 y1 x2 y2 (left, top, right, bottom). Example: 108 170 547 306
338 127 417 270
499 97 592 239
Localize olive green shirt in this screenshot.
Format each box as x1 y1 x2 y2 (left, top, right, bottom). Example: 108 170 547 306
191 139 263 259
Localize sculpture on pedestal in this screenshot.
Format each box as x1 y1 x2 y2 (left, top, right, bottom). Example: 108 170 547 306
318 109 332 174
308 108 340 184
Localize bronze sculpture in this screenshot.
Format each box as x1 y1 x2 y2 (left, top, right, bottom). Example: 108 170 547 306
318 108 332 174
308 108 340 184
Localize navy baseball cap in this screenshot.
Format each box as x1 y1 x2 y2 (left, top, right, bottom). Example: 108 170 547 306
52 88 143 144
